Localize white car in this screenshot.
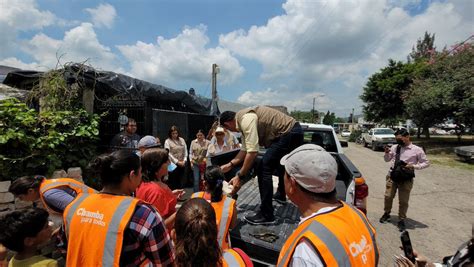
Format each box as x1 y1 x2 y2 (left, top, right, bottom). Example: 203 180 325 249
341 130 351 137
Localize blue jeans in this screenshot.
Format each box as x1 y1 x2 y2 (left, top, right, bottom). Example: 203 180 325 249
192 164 201 192
258 123 304 218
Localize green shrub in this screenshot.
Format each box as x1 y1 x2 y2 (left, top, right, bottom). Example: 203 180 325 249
0 98 100 182
348 129 362 142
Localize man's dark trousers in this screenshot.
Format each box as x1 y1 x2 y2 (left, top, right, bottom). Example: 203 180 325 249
257 123 304 219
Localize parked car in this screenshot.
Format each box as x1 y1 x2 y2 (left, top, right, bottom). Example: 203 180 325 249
362 127 396 151
454 146 474 162
341 129 351 137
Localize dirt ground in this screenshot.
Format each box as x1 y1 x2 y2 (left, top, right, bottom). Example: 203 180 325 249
343 143 473 266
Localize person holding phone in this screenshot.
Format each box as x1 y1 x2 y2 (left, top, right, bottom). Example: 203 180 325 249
394 230 473 267
379 128 430 231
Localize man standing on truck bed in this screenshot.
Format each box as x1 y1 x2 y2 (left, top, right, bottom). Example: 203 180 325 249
379 128 430 231
219 106 304 225
277 144 378 266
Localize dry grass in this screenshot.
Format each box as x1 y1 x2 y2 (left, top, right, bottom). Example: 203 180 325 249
410 135 474 171
427 152 474 171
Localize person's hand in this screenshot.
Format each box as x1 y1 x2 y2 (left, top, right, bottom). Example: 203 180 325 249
177 161 185 167
0 243 7 267
172 189 185 199
395 249 431 267
221 163 232 173
394 255 416 267
229 176 241 195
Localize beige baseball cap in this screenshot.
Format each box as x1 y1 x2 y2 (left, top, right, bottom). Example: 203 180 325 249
280 144 337 193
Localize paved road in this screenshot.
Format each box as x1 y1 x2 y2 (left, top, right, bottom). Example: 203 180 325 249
343 143 473 266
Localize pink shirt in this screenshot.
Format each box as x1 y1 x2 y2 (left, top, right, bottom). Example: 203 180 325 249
384 143 430 170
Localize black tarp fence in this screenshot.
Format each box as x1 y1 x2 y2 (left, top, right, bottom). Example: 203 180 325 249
3 63 219 115
2 63 220 147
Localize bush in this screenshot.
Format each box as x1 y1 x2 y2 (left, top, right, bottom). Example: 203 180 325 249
348 130 362 142
0 98 100 182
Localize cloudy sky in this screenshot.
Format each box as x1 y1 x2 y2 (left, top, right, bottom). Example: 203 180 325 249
1 0 472 116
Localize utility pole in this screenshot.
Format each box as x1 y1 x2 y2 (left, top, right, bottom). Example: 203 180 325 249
312 97 316 123
211 64 219 115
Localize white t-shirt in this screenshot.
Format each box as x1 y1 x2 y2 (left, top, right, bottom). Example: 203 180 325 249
290 206 338 267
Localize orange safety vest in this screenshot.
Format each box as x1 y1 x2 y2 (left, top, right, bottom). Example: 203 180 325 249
63 193 140 267
277 202 379 267
222 248 251 267
191 192 235 249
39 178 97 214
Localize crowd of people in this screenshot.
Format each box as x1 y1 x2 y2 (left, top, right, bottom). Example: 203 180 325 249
0 106 471 267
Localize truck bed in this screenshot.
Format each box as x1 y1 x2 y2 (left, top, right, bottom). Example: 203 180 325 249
229 178 299 265
229 176 349 265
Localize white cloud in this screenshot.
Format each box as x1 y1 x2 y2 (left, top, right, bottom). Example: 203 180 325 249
117 25 244 85
237 87 330 112
85 3 117 29
0 0 56 59
223 0 472 115
20 23 118 70
0 0 55 30
0 57 47 71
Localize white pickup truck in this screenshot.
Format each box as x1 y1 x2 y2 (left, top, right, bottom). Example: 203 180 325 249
216 123 370 265
362 127 396 151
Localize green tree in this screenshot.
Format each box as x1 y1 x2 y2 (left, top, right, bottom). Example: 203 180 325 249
360 60 417 125
322 110 336 125
408 42 474 140
290 110 319 123
334 117 347 123
408 31 436 62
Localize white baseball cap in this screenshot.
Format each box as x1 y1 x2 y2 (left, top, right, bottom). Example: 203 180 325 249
138 135 159 148
280 144 337 193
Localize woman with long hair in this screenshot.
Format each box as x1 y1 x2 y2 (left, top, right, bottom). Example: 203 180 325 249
190 129 210 192
59 150 174 266
164 125 188 189
9 175 96 215
135 148 185 230
173 198 252 267
191 166 237 249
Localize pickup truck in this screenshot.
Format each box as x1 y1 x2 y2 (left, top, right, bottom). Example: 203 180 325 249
213 123 370 265
362 127 396 151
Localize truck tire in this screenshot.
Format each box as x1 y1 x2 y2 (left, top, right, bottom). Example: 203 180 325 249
363 140 368 147
371 143 377 151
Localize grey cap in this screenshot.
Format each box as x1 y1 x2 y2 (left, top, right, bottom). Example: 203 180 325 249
280 144 337 193
138 135 159 148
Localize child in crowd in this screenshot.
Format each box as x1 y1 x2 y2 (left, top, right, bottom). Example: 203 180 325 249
172 198 252 267
191 166 237 249
0 208 57 267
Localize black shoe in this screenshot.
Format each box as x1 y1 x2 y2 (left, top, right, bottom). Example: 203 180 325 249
244 212 275 225
397 220 406 231
379 213 391 223
273 192 287 204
